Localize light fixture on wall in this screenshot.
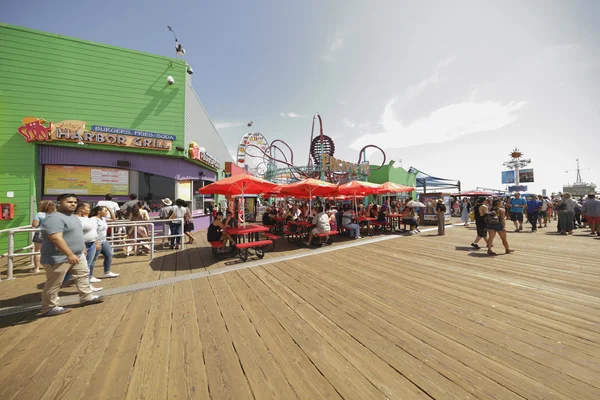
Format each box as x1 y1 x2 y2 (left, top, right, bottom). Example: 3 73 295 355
186 65 193 75
199 171 205 177
167 26 186 57
176 146 185 152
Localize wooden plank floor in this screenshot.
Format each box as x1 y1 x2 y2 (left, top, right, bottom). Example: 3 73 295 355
1 221 599 399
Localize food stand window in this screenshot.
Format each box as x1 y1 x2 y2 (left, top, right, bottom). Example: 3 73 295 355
193 180 213 214
138 173 176 211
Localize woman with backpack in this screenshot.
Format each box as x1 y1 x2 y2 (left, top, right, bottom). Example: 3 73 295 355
483 198 514 256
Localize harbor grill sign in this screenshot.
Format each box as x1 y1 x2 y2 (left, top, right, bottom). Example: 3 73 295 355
17 117 174 150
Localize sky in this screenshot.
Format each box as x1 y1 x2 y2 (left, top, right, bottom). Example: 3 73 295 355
3 0 600 193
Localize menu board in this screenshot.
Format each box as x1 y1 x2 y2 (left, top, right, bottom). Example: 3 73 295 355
44 165 129 195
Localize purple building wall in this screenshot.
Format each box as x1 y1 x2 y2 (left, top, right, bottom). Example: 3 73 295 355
39 145 217 181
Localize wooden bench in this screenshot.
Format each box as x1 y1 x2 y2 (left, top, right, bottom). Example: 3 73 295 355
313 230 339 246
235 239 273 261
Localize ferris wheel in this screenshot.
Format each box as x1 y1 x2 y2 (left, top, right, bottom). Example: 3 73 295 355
236 132 270 177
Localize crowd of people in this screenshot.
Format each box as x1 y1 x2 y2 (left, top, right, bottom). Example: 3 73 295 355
29 191 199 317
205 197 423 247
465 192 600 256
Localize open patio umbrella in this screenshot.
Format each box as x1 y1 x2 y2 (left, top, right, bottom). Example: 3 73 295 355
337 181 383 214
406 200 426 208
279 178 339 210
457 191 493 197
199 175 279 226
374 182 414 194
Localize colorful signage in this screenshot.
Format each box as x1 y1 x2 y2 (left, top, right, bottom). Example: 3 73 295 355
508 185 528 192
178 180 192 202
44 165 129 195
17 117 173 150
519 169 534 183
189 142 221 170
321 154 369 175
501 170 515 184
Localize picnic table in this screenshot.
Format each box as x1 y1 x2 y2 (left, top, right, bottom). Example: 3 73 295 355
386 213 404 232
356 216 376 236
225 225 269 244
288 220 314 244
224 225 271 261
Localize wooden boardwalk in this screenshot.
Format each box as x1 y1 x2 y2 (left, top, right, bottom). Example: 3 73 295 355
0 223 599 399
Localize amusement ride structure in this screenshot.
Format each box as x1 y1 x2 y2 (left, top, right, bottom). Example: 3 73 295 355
235 113 387 184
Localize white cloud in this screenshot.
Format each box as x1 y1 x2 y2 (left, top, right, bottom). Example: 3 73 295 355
330 32 345 52
280 112 302 118
350 97 527 150
342 118 356 128
214 121 243 129
405 54 456 99
322 32 345 63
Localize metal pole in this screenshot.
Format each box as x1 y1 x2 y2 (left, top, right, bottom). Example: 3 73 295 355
7 231 15 280
149 223 155 260
133 224 138 254
180 218 185 250
29 195 35 267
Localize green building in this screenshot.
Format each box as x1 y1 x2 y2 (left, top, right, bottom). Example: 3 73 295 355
0 24 231 256
368 161 418 200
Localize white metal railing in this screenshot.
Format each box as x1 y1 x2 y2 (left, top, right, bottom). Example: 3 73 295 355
2 218 185 282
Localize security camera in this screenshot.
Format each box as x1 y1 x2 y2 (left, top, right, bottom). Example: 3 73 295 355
186 66 193 75
167 76 174 85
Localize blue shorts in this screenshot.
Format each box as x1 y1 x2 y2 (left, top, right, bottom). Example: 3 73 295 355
487 223 505 232
510 212 523 222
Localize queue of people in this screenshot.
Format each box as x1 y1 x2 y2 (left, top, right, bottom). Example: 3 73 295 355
31 191 196 317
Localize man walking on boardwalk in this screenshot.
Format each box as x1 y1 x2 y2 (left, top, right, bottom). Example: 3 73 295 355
526 194 542 232
509 192 526 232
40 193 103 317
435 199 447 235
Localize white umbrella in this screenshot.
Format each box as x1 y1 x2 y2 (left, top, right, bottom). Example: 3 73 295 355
406 200 426 208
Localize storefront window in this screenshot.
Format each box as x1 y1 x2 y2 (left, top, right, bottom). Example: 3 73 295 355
193 180 214 214
139 173 175 211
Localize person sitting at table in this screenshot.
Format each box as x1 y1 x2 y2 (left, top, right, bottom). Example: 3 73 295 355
304 206 331 246
402 205 420 234
369 204 378 219
224 210 237 228
207 211 234 246
357 203 366 217
262 206 276 226
327 210 337 231
341 204 361 239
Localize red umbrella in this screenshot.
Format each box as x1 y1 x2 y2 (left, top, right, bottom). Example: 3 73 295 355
329 195 365 200
337 181 382 213
374 182 414 194
337 181 382 196
279 178 338 208
199 174 279 196
457 191 493 196
200 175 279 226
